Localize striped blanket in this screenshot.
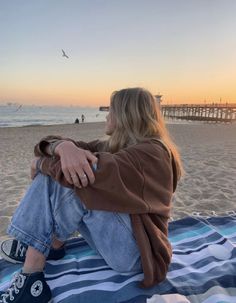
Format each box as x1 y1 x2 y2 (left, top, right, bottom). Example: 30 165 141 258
0 215 236 303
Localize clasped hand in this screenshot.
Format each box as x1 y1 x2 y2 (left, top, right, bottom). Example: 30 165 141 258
31 141 98 188
55 141 98 188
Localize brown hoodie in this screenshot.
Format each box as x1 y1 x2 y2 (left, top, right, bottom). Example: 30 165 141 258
35 137 177 288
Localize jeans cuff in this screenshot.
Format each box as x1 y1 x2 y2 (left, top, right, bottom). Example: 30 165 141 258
7 224 51 257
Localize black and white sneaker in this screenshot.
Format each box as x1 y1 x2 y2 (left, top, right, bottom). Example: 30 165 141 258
0 239 65 264
0 271 52 303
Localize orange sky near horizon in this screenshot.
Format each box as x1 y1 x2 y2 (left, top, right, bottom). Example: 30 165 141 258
1 71 235 106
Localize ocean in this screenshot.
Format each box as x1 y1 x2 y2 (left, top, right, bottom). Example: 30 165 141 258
0 104 204 128
0 105 108 127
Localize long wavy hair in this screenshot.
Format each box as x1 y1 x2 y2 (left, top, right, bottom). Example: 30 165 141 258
104 87 183 179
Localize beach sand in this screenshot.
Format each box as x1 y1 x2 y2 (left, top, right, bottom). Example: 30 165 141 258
0 122 235 241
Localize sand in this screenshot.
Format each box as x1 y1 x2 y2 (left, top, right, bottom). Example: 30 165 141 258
0 121 235 241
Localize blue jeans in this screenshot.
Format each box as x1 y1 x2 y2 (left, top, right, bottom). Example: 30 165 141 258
7 174 141 273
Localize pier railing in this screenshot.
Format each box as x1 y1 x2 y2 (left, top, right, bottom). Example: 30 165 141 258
161 104 236 123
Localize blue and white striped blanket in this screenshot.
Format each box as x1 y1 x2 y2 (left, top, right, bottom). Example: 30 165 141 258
1 215 236 303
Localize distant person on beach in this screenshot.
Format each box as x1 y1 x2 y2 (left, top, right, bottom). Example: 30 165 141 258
0 88 182 303
74 118 80 124
81 114 85 122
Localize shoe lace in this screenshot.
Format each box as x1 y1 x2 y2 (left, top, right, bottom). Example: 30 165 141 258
15 242 27 258
0 273 26 303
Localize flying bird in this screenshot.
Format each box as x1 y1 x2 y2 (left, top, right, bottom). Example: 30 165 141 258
62 49 69 59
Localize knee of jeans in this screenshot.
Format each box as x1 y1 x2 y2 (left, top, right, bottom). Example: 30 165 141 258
34 172 51 185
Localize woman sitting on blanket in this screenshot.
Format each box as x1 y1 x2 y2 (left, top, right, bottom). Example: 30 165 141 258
0 88 183 303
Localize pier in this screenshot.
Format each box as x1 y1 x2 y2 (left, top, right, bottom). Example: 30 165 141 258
161 104 236 123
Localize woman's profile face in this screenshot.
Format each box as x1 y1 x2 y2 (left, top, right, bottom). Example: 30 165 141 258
105 110 116 135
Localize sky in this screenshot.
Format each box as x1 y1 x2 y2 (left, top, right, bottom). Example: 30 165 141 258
0 0 236 106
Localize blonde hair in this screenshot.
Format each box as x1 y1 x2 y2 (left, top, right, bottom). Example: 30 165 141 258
105 87 183 179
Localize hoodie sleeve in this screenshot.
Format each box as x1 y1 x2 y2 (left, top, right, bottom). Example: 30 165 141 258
40 141 174 216
34 135 104 157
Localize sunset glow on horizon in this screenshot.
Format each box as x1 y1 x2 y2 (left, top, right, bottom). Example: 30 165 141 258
1 0 236 107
